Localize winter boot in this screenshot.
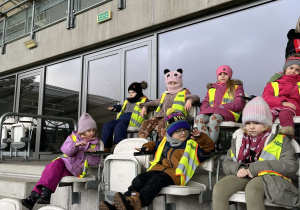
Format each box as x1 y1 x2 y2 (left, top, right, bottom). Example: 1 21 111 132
37 186 53 204
114 192 142 210
99 201 117 210
21 191 39 210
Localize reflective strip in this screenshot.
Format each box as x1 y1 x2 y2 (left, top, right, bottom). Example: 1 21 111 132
208 88 216 107
259 150 277 161
177 163 191 183
130 118 141 127
258 170 291 181
173 101 185 106
271 82 279 97
148 138 167 171
117 100 128 119
132 110 139 115
155 94 167 114
223 98 234 104
231 150 237 162
298 82 300 95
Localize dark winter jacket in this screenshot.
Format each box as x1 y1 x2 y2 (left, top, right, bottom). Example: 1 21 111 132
286 29 300 59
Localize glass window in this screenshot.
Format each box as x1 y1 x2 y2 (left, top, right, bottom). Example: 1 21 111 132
87 54 120 137
0 20 3 44
19 75 40 114
158 0 300 100
35 0 68 30
41 58 81 152
74 0 105 12
0 76 15 116
125 46 150 98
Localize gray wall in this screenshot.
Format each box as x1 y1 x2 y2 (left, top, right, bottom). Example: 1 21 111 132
0 0 252 74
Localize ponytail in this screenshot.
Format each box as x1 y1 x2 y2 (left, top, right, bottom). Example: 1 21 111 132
227 79 236 99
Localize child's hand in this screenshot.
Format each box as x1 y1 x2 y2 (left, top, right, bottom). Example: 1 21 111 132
140 107 147 118
108 107 116 111
237 168 249 178
246 169 253 178
75 141 87 147
190 128 201 139
282 102 296 110
135 147 149 152
185 100 192 111
87 148 96 152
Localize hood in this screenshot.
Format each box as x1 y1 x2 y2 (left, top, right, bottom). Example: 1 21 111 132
287 29 300 39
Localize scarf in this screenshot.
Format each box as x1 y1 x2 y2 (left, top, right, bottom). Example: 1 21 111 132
127 93 144 103
237 130 271 164
215 81 226 87
166 133 185 147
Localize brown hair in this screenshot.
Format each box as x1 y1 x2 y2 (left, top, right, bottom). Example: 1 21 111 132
296 17 300 33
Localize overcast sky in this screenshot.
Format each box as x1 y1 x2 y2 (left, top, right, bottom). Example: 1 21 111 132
158 0 300 100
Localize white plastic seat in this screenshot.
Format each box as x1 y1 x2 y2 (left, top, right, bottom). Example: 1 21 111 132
158 157 215 209
0 198 22 210
101 138 150 203
38 206 66 210
228 139 300 209
3 117 16 132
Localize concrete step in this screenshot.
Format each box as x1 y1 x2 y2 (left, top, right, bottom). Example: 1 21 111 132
0 160 51 176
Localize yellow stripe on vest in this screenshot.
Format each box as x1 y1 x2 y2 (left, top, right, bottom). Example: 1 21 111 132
271 82 279 97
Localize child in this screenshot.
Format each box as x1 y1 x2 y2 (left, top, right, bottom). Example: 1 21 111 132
213 97 299 210
195 65 245 144
102 81 148 151
262 55 300 135
21 113 100 210
285 17 300 59
99 108 214 210
138 69 200 140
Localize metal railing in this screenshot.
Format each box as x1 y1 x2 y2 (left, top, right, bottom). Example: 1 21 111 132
0 112 77 160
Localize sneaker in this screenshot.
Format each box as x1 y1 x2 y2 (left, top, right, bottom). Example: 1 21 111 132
21 191 39 210
99 201 116 210
37 186 52 204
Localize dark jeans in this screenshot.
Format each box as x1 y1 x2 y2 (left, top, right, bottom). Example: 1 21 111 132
101 119 130 147
124 171 174 207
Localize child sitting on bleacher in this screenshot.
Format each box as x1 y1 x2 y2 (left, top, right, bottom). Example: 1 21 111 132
102 81 148 151
213 97 299 210
138 69 200 140
21 113 101 210
195 65 245 144
99 108 214 210
262 55 300 136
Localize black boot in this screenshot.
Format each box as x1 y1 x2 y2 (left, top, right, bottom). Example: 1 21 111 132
37 186 53 204
21 191 39 210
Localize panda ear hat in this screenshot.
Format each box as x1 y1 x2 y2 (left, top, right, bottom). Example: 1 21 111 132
164 69 170 74
177 69 183 74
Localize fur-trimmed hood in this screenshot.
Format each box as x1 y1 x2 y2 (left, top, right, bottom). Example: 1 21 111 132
278 126 295 137
206 79 243 89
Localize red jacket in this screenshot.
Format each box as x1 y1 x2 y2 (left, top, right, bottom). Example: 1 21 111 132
262 74 300 116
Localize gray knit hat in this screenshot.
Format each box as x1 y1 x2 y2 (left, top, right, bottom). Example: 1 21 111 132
78 113 97 132
283 56 300 71
242 97 273 127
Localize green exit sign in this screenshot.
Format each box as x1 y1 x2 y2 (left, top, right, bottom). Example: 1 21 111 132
97 10 112 23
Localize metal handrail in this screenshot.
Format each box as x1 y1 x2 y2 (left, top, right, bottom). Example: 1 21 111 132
0 112 78 151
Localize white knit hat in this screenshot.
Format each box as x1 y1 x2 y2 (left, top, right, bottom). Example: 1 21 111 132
78 113 97 132
242 97 273 127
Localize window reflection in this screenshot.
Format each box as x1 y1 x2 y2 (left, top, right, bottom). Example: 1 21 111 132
75 0 102 12
19 75 40 114
125 46 149 98
158 0 300 100
0 76 15 116
42 58 80 152
87 54 120 137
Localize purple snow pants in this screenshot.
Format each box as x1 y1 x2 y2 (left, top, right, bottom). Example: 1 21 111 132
32 158 73 194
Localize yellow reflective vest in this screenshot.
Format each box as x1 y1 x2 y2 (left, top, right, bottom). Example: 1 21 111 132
156 89 189 117
148 137 200 186
116 96 148 127
231 134 290 180
271 81 300 96
52 134 96 178
208 85 240 122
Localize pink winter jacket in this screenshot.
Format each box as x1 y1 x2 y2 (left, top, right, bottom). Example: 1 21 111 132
262 74 300 116
60 131 100 177
199 80 245 122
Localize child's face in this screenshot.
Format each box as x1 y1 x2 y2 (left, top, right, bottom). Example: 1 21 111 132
217 72 230 83
83 128 96 138
284 64 300 75
128 90 137 98
245 121 266 137
168 81 178 86
171 128 189 142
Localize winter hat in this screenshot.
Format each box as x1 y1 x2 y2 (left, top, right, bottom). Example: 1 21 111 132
283 56 300 71
242 97 273 127
78 113 97 133
164 69 183 94
128 81 148 96
164 108 190 136
216 65 233 79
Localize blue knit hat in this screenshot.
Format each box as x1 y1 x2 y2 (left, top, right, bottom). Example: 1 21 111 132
164 108 190 136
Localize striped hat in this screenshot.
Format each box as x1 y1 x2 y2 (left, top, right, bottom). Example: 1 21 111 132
242 97 273 127
283 56 300 71
164 108 190 136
